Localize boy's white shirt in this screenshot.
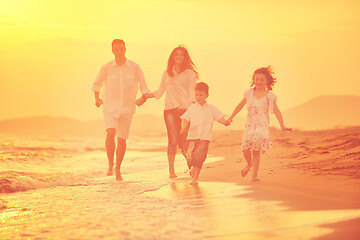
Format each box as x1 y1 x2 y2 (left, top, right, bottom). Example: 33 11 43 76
181 102 224 141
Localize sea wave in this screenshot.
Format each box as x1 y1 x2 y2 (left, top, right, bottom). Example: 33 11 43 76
0 198 6 210
0 170 102 193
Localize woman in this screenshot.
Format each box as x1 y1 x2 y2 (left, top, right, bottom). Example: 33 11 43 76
144 45 198 178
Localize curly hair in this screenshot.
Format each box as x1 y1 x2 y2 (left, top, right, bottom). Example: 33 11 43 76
166 45 198 79
250 66 277 90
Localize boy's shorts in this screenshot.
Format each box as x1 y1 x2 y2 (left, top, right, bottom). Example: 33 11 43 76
104 113 133 139
185 139 210 169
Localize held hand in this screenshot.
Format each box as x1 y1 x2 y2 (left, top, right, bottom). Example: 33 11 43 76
136 96 147 107
224 118 233 126
95 99 103 108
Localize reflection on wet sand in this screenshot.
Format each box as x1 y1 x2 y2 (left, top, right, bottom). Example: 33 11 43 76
146 180 360 240
1 135 360 240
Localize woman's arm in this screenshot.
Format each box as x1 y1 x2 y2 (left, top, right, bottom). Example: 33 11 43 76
147 72 167 100
187 70 197 105
180 118 190 134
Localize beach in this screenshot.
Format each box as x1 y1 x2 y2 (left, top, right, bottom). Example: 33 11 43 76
1 126 359 239
202 126 360 239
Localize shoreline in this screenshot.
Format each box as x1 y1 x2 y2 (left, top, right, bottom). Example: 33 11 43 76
201 127 360 239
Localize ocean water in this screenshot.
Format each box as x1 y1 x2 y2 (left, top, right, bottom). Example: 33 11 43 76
1 134 360 240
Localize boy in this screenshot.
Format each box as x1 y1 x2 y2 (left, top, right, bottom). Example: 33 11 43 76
180 82 229 185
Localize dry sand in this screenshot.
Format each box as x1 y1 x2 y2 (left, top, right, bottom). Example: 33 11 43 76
201 126 360 239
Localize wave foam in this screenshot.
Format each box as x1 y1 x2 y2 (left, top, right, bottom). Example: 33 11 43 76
0 170 102 193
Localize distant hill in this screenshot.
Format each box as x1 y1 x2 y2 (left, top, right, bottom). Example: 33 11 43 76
279 95 360 130
0 95 359 136
0 116 85 136
0 115 166 137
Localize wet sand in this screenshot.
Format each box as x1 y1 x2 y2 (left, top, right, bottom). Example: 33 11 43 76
1 128 359 239
201 126 360 239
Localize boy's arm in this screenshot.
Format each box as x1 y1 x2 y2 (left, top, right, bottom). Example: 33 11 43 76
217 117 229 126
212 106 228 126
273 102 292 131
226 98 246 123
180 118 190 134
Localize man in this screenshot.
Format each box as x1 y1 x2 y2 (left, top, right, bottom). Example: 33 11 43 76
92 39 149 181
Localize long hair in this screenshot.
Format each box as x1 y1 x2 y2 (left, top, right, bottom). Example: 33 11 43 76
251 66 277 90
166 45 198 78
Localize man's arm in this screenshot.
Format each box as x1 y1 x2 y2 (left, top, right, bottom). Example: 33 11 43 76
92 65 106 108
136 65 150 107
94 92 103 107
137 65 150 95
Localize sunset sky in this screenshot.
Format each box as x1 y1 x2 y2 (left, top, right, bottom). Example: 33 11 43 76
1 0 359 121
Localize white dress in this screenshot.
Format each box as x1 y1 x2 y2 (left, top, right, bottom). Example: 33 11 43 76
241 88 277 154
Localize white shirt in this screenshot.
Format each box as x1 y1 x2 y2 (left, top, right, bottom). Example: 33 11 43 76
244 88 277 114
181 102 225 141
92 59 150 117
153 69 196 110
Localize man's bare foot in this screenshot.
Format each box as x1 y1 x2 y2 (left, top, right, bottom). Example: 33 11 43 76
252 174 260 181
189 167 194 177
241 165 252 177
190 180 198 185
106 167 113 176
115 170 123 181
169 172 177 178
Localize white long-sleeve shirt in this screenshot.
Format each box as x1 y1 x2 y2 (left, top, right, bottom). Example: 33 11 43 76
181 102 225 141
92 59 150 117
152 69 196 110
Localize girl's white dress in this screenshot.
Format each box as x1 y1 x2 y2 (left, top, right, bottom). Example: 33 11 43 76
241 88 277 154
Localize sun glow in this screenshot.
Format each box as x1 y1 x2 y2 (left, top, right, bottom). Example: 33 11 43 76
0 0 360 121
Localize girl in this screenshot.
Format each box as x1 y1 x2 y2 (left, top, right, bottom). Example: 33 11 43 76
226 66 291 181
144 45 198 178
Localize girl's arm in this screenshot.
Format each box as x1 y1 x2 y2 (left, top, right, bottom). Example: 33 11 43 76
273 102 292 131
226 98 246 124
